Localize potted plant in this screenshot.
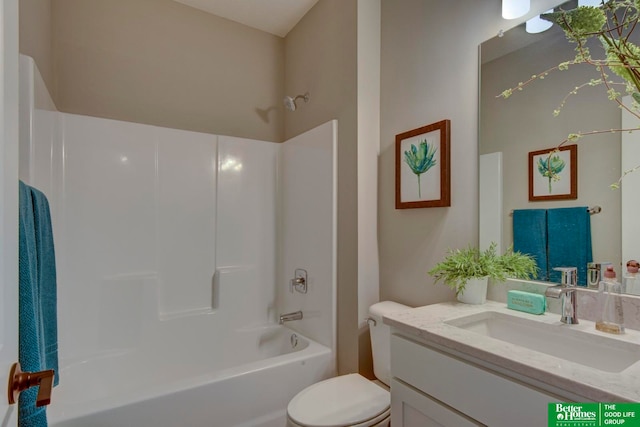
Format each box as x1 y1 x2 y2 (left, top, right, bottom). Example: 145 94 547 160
428 243 538 304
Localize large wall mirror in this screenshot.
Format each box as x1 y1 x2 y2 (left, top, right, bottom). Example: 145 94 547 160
479 1 640 294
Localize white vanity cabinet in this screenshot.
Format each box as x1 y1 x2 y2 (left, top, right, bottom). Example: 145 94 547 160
390 333 566 427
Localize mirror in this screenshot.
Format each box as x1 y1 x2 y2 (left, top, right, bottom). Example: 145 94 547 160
479 2 640 294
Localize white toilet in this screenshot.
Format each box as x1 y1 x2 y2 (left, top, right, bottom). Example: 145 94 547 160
286 301 410 427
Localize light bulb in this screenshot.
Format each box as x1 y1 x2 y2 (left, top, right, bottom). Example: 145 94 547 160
578 0 601 6
502 0 531 20
526 10 554 34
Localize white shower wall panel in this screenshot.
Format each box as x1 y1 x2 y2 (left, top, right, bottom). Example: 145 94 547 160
26 106 332 365
60 114 159 281
216 136 278 270
216 136 279 326
57 114 160 357
27 109 59 204
278 120 337 350
155 128 217 316
28 112 227 358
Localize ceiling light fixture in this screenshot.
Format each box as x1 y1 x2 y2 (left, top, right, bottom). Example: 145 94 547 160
578 0 601 6
502 0 531 19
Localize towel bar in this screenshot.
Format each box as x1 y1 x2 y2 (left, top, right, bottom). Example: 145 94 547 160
509 206 601 216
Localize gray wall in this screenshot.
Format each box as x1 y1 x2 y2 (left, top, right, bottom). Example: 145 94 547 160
284 0 359 375
380 0 519 306
20 0 53 98
51 0 284 142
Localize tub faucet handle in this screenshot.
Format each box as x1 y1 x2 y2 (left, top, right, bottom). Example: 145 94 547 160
7 362 55 407
289 268 308 294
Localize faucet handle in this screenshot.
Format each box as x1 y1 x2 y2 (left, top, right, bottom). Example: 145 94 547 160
554 267 577 286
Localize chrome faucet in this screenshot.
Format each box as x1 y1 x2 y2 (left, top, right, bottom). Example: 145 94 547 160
545 267 579 324
279 310 303 324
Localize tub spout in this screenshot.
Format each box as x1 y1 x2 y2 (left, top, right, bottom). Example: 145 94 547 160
279 311 303 324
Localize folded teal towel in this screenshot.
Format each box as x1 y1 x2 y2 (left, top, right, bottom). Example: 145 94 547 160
19 181 59 427
548 207 592 286
513 209 548 280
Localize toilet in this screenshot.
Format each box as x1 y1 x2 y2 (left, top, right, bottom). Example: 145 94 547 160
286 301 410 427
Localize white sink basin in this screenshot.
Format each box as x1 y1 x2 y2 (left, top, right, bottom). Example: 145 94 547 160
445 311 640 373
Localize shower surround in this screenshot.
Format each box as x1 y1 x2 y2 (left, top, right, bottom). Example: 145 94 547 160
19 56 337 426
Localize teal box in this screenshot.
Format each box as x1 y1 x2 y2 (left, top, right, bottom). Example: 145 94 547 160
507 290 546 315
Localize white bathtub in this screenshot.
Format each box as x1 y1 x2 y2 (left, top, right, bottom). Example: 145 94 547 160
48 322 334 427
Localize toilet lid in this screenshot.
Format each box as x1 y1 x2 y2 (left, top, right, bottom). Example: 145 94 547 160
287 374 390 427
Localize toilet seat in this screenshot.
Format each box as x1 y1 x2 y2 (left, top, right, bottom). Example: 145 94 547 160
287 409 389 427
287 374 390 427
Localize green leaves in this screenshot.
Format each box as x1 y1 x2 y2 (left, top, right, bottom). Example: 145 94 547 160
602 37 640 91
538 153 567 193
537 154 566 180
428 243 538 296
404 140 437 198
541 6 606 43
404 140 437 175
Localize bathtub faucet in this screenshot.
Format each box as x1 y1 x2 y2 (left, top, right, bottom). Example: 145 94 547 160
279 310 303 324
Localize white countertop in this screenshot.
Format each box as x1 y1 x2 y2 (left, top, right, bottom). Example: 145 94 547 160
383 301 640 402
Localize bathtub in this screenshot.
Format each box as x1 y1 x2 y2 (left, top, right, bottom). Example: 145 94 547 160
47 321 334 427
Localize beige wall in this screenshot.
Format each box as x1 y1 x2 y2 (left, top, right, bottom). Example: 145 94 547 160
284 0 359 374
20 0 54 99
379 0 520 306
52 0 284 142
357 0 380 379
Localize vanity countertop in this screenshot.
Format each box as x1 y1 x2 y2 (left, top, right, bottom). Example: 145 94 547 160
383 301 640 402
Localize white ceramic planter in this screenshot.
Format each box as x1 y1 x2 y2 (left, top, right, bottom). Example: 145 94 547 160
457 277 488 304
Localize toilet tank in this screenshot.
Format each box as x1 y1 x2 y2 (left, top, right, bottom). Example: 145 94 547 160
368 301 410 386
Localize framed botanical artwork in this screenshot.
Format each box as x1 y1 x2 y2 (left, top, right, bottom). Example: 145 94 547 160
529 144 577 201
395 120 451 209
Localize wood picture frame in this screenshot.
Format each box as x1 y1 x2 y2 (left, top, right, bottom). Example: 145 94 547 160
395 120 451 209
528 144 577 201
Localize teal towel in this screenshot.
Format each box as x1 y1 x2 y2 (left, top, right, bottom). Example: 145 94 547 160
547 207 592 286
513 209 548 281
19 181 59 427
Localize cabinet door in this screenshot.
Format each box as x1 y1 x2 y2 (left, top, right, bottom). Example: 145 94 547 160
391 379 483 427
391 334 565 427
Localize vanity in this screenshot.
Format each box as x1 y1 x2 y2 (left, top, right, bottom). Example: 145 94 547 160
384 301 640 427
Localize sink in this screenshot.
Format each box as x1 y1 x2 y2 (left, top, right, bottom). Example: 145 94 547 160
445 311 640 373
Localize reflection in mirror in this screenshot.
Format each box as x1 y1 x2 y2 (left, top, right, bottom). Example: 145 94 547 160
479 1 640 294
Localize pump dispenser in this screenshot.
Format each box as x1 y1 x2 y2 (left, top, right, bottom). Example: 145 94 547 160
623 260 640 295
595 266 625 334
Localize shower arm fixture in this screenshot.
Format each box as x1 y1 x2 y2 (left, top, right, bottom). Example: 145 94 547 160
283 92 310 112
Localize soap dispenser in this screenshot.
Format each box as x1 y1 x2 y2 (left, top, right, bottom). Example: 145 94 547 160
623 260 640 295
595 266 625 334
